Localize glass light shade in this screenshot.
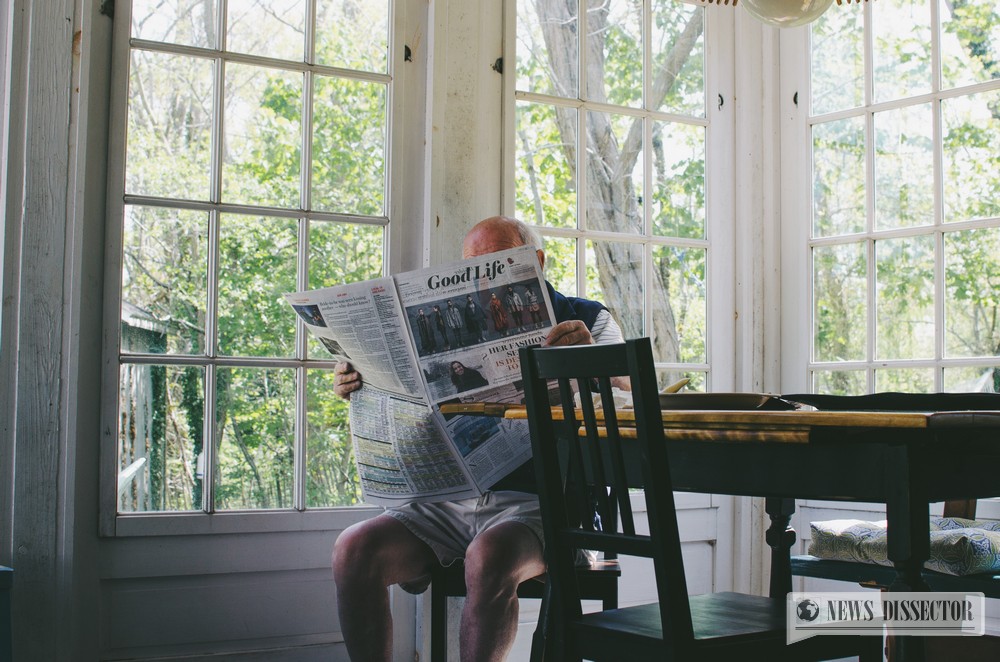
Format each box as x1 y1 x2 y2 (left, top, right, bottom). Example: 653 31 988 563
741 0 835 28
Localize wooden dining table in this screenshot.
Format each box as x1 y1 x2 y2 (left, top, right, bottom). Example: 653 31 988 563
444 402 1000 661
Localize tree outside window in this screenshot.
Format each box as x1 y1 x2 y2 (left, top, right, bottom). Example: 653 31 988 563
809 0 999 394
513 0 709 390
115 0 391 513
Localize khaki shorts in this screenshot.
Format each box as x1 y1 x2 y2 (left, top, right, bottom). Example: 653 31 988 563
385 490 595 594
386 490 544 593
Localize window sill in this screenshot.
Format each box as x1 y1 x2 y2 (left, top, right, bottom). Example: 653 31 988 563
108 506 382 538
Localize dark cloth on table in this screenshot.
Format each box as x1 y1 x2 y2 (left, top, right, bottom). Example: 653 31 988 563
782 392 1000 412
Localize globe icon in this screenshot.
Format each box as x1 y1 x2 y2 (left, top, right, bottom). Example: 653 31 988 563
796 599 820 622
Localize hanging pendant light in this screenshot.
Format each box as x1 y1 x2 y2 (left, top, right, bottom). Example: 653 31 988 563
697 0 870 29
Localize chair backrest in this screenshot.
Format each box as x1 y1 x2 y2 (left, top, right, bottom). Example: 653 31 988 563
519 337 694 646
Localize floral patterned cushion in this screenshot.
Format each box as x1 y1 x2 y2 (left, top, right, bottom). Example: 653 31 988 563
808 517 1000 576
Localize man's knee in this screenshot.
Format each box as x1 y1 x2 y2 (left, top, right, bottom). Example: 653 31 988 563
332 522 375 582
333 515 436 589
464 525 544 596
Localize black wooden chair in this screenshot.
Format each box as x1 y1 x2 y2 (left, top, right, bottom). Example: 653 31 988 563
519 338 878 661
0 566 11 662
428 490 621 661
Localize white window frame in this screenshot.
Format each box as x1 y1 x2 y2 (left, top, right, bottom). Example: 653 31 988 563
779 4 1000 520
780 4 1000 393
99 0 428 537
499 0 737 390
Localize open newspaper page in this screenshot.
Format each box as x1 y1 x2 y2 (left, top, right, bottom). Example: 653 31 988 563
392 245 556 491
285 279 480 505
285 277 423 398
347 385 479 504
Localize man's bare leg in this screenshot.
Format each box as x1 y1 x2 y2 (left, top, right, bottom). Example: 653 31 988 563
460 521 546 662
333 514 438 662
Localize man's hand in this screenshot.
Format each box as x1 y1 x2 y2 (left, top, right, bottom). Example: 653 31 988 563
334 362 362 400
542 320 594 347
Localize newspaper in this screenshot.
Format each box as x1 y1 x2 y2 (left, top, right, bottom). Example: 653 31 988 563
284 246 556 506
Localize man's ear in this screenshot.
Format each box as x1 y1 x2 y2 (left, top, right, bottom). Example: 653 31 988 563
536 249 545 272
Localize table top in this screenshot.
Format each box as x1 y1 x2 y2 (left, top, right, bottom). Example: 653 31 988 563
441 402 1000 428
438 402 1000 444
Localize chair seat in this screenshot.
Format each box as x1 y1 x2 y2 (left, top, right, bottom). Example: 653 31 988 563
518 560 622 599
571 592 871 661
791 554 1000 598
580 593 783 641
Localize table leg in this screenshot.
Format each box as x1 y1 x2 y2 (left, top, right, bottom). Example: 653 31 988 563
765 497 796 598
886 444 931 662
885 443 931 594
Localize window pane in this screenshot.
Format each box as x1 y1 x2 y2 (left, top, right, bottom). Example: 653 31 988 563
215 367 296 510
306 369 360 506
942 89 1000 223
516 0 578 98
814 243 867 362
542 236 578 298
586 240 643 340
945 226 1000 358
308 221 384 289
810 5 864 115
132 0 217 49
651 0 705 117
315 0 389 73
874 104 934 230
223 63 302 207
127 50 213 200
217 214 298 358
876 235 935 360
940 0 1000 91
651 245 705 364
122 206 208 356
873 0 932 103
587 111 643 235
812 369 866 395
226 0 306 62
515 101 577 230
586 0 642 108
118 364 204 512
308 221 385 358
812 117 866 238
944 365 1000 392
652 121 704 239
875 367 934 392
312 76 387 216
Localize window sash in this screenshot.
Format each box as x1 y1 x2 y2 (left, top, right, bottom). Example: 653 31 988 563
101 0 404 534
780 1 1000 393
500 0 736 390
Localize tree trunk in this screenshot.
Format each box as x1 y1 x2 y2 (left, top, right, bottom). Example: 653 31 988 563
533 0 704 363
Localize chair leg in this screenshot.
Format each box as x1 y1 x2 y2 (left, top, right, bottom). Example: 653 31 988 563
528 582 551 662
430 586 448 662
858 633 886 662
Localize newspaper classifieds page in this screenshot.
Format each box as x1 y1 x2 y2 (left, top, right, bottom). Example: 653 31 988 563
285 279 481 505
347 385 480 503
392 246 557 491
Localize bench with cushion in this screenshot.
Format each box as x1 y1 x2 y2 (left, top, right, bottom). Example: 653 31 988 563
783 392 1000 661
